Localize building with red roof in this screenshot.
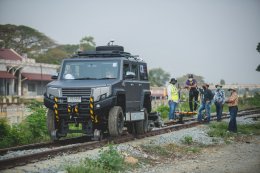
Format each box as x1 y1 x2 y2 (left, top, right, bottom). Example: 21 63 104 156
0 48 59 97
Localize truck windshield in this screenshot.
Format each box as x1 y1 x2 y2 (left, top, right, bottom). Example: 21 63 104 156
61 60 120 80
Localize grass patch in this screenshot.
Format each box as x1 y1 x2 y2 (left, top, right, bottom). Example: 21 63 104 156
181 135 193 145
66 145 127 173
140 142 204 159
141 144 170 156
208 121 260 143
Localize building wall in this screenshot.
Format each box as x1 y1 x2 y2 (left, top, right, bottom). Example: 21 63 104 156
22 65 57 75
0 63 6 71
0 104 31 125
0 57 59 97
22 81 49 96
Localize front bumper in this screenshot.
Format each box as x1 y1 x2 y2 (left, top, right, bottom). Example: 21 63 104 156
44 95 116 122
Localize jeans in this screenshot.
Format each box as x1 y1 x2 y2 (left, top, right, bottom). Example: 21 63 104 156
197 101 211 122
168 100 177 120
215 102 223 121
189 90 199 112
228 106 238 132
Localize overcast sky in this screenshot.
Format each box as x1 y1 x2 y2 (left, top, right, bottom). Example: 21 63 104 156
0 0 260 84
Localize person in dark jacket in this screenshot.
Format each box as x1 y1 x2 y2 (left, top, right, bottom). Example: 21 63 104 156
185 74 199 112
197 83 213 123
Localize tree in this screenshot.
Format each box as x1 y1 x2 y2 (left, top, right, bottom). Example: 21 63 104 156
148 68 170 87
31 36 96 64
79 36 96 51
56 44 79 55
256 43 260 72
33 47 68 64
220 79 225 85
0 24 56 54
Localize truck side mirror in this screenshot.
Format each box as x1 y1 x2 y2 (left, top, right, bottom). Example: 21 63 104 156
51 75 58 80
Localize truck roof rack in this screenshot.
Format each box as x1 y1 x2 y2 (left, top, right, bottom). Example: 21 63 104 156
77 50 131 58
73 45 142 61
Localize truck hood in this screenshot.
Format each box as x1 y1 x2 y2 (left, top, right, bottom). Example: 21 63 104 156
46 79 118 88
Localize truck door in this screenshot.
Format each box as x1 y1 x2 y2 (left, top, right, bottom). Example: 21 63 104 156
123 62 141 112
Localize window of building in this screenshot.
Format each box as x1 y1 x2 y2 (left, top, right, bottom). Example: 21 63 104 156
28 83 36 92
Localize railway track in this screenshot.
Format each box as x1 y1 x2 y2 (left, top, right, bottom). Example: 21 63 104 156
0 107 259 170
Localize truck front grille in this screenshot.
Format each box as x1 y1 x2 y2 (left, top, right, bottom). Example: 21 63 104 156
62 88 91 97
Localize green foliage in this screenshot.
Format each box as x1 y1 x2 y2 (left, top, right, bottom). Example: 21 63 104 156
25 106 47 138
208 122 260 144
239 92 260 109
0 100 48 148
80 36 96 51
98 145 125 171
156 105 169 119
0 24 96 64
237 123 260 135
66 159 106 173
32 36 96 64
181 135 193 145
30 47 68 64
257 42 260 53
220 79 225 85
66 144 125 173
208 122 230 138
0 24 56 54
148 68 170 87
256 65 260 72
56 44 79 55
0 119 10 139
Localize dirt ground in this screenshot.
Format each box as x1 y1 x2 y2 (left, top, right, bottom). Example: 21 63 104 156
141 136 260 173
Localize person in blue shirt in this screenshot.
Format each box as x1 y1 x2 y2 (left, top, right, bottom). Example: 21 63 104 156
213 84 225 121
197 84 213 123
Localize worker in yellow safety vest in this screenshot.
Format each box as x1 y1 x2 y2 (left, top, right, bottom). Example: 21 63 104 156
167 78 179 120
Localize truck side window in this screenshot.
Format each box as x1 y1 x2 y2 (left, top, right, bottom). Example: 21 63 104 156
131 64 139 79
123 63 130 79
139 64 148 80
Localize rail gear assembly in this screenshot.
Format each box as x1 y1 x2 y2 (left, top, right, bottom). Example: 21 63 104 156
44 43 160 141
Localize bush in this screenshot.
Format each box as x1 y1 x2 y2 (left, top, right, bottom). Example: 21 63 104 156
66 144 126 173
156 105 169 119
0 119 10 139
0 100 48 148
181 135 193 145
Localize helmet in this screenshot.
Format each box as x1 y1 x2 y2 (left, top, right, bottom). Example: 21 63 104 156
169 78 177 84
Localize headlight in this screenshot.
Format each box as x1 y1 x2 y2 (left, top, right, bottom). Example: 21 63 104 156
46 87 61 98
92 86 111 101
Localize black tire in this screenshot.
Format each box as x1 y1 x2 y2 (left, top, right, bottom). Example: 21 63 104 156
108 106 124 137
135 108 148 135
46 109 58 141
